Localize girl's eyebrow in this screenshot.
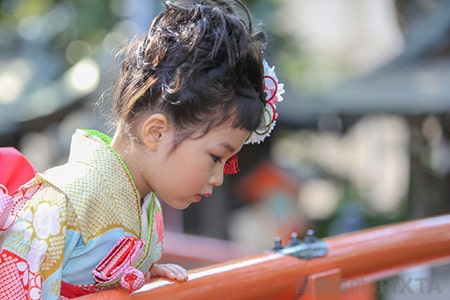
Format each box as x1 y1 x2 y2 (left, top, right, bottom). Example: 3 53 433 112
219 142 236 153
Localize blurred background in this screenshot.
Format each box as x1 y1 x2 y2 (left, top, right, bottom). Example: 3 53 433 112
1 0 449 298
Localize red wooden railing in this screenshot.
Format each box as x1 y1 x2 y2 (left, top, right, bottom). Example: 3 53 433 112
77 214 450 300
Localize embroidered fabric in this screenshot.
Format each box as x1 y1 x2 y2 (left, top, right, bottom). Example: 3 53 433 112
0 130 164 299
92 236 146 292
0 184 40 233
0 185 13 230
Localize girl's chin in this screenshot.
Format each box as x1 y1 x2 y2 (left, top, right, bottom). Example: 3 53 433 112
171 200 194 210
157 194 196 210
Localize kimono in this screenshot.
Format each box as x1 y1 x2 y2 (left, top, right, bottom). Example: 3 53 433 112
0 129 164 299
0 146 37 193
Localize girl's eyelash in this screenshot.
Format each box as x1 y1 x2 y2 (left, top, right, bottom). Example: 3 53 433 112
211 155 222 163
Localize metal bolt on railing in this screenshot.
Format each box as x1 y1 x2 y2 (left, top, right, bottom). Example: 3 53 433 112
271 229 328 260
271 236 284 251
288 232 301 246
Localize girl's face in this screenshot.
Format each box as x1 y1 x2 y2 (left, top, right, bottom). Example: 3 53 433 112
139 119 250 209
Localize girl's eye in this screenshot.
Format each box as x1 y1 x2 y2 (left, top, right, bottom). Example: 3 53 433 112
211 155 222 163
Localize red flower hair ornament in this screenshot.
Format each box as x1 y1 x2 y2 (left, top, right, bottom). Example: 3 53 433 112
224 60 285 174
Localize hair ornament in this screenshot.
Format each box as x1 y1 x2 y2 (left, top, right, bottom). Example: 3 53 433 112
245 59 285 145
224 60 285 175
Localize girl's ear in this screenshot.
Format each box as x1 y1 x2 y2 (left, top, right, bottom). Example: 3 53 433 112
140 113 170 151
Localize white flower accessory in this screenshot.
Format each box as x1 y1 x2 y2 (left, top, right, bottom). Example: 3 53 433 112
245 59 285 144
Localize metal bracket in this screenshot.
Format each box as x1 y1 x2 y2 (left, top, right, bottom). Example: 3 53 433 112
271 229 328 259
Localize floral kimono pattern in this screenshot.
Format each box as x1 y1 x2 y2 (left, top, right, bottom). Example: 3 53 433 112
0 129 164 299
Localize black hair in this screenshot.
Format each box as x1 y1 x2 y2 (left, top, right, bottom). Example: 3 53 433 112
113 0 266 146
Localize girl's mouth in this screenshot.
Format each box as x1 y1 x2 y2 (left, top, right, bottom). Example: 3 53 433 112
194 193 211 202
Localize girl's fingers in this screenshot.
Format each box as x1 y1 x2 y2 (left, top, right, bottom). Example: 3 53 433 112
150 263 188 281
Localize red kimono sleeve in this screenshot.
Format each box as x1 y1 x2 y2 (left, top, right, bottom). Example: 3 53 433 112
0 147 37 193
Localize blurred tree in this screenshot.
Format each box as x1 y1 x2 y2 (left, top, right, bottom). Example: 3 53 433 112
0 0 120 141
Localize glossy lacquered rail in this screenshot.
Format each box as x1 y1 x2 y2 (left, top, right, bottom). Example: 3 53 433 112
77 214 450 300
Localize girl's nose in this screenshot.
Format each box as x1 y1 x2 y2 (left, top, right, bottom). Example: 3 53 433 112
209 166 224 187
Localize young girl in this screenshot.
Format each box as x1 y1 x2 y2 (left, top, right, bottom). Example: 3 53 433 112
0 0 284 299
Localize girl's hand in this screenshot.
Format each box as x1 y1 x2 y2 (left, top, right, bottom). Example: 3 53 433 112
146 263 188 282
